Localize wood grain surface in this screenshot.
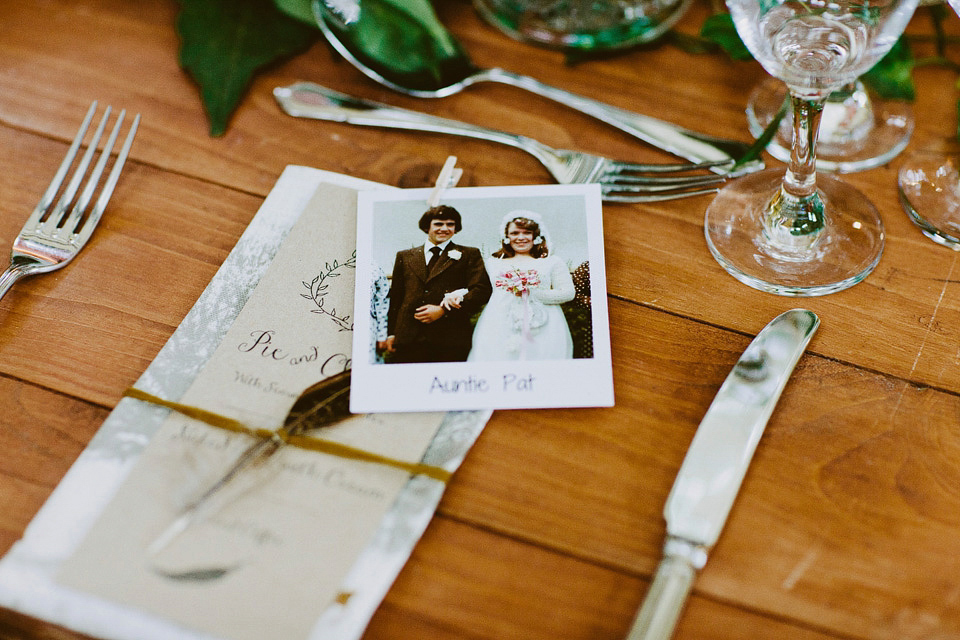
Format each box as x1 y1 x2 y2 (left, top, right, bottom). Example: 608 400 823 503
0 1 958 639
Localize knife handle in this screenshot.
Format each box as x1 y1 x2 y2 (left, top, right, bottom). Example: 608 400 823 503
625 540 705 640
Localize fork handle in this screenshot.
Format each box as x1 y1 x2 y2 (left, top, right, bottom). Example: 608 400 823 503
274 82 553 162
477 68 759 175
0 265 30 302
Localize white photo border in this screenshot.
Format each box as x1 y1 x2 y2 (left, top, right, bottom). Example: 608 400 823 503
351 183 613 412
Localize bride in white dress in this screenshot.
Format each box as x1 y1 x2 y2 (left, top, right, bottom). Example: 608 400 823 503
468 211 575 361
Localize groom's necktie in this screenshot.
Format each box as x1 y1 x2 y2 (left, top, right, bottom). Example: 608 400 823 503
426 246 442 274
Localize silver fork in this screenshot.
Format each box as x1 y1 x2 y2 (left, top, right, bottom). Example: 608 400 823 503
0 102 140 301
274 82 736 203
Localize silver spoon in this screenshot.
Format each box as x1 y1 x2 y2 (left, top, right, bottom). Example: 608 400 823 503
312 0 762 175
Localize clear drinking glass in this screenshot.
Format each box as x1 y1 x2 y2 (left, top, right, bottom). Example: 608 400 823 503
705 0 919 296
897 0 960 249
898 146 960 249
472 0 692 50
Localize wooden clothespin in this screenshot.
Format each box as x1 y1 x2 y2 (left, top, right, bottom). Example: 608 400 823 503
426 156 463 207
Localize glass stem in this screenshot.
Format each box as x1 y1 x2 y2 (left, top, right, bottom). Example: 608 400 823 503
786 94 822 198
764 93 827 251
818 80 872 150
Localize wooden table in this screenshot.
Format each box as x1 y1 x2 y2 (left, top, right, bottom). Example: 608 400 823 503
1 1 959 638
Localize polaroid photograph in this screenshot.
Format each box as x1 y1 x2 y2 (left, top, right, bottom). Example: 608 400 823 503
350 183 613 412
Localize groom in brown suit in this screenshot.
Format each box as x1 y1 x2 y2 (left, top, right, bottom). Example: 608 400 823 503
384 205 492 363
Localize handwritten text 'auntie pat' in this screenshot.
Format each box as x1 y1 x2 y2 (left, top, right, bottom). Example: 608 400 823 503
430 374 534 394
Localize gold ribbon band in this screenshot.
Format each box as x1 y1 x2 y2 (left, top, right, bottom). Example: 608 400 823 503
122 387 452 483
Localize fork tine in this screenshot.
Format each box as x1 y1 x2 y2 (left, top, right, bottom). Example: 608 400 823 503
44 105 112 231
60 109 127 237
74 112 140 244
83 113 140 235
605 173 727 187
601 186 722 203
602 170 724 202
598 159 728 203
608 159 735 174
22 102 99 229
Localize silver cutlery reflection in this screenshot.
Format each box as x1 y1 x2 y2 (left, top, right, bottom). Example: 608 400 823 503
626 309 819 640
0 102 139 301
275 82 728 203
314 0 760 173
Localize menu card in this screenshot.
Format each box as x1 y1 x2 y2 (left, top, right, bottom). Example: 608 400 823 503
0 167 492 640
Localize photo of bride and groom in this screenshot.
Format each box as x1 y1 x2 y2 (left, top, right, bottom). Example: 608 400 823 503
370 200 593 366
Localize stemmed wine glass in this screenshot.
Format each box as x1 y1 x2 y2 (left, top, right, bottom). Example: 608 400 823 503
897 0 960 249
747 75 913 173
749 1 940 173
705 0 919 296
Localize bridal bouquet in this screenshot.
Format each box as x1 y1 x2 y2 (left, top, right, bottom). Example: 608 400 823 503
496 269 541 297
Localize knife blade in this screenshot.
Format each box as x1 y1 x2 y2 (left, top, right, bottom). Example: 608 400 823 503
625 308 819 640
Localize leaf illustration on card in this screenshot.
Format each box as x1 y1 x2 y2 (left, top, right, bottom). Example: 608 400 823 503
301 251 356 331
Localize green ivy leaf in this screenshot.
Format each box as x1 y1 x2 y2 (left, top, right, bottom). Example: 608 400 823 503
699 14 752 61
273 0 316 25
383 0 460 54
861 36 915 101
346 2 454 74
177 0 317 136
664 31 721 56
323 0 470 86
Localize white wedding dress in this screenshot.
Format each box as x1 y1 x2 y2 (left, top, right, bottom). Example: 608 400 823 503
468 255 575 361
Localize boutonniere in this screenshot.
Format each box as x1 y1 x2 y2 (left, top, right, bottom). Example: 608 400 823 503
447 249 462 260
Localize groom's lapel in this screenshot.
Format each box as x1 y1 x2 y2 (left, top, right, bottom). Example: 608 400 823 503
411 247 429 282
427 242 458 280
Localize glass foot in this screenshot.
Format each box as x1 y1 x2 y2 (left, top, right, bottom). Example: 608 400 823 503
472 0 692 49
747 77 913 173
705 168 885 296
898 149 960 250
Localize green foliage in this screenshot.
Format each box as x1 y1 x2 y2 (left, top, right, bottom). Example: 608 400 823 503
329 1 460 76
849 3 882 27
177 0 317 136
661 30 722 56
320 0 474 90
699 14 752 60
273 0 317 25
862 37 915 101
178 0 472 135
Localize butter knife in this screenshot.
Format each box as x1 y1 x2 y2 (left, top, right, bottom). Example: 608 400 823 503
626 308 819 640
